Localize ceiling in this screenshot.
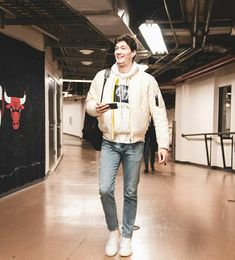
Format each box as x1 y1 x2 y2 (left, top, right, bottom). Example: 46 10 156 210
0 0 234 108
129 0 235 85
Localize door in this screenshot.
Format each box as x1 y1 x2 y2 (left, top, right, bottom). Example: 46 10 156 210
56 83 62 158
48 77 56 167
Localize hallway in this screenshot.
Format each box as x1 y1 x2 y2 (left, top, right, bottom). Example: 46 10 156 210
0 134 235 260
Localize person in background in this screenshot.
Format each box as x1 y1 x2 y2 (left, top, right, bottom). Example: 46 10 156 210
85 34 169 257
144 118 158 173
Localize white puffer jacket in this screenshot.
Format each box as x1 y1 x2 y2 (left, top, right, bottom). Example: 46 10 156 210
85 63 169 150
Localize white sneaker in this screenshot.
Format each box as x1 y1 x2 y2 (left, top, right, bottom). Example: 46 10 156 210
119 237 132 257
105 229 120 256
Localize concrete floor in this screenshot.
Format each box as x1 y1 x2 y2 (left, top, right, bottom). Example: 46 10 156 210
0 134 235 260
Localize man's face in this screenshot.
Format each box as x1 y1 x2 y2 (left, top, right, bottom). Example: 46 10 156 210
114 41 136 67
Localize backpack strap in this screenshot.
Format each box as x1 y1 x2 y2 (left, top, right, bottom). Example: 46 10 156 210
100 68 111 103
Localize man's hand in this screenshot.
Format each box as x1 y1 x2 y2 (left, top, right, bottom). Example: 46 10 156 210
96 103 109 115
158 148 168 164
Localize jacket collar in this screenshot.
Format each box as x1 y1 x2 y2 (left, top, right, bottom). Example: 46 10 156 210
111 62 139 79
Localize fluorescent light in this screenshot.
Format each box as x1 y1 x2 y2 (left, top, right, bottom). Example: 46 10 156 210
79 49 94 55
139 21 168 54
81 61 93 66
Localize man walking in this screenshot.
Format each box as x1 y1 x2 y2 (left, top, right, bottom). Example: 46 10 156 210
85 34 169 257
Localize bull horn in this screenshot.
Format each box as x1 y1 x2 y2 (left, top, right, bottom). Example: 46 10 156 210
20 93 26 104
4 91 11 103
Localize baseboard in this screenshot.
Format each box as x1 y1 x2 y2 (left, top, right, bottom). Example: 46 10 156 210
174 160 235 173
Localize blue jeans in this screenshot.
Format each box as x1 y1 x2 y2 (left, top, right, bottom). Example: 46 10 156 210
99 139 144 238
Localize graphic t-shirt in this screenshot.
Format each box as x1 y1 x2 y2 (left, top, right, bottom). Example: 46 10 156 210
114 81 129 103
112 78 131 142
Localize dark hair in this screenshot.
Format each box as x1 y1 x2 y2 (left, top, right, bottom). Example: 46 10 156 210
114 34 137 52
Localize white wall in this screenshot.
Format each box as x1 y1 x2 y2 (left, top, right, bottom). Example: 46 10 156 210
63 98 86 137
175 63 235 170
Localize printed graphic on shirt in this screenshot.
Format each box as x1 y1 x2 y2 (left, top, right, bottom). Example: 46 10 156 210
114 79 129 103
111 78 130 138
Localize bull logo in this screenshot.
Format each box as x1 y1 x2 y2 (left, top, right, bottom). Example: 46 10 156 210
0 85 2 127
4 91 26 130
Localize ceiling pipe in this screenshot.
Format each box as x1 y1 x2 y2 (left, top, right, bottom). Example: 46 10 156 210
173 47 202 66
152 0 213 76
152 48 192 75
163 0 178 49
201 0 214 48
152 47 201 76
148 0 216 79
192 0 199 48
179 0 186 21
151 0 201 76
172 55 235 83
152 0 215 77
149 0 179 72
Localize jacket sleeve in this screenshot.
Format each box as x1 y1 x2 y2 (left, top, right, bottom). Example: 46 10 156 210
148 76 169 150
85 71 104 117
